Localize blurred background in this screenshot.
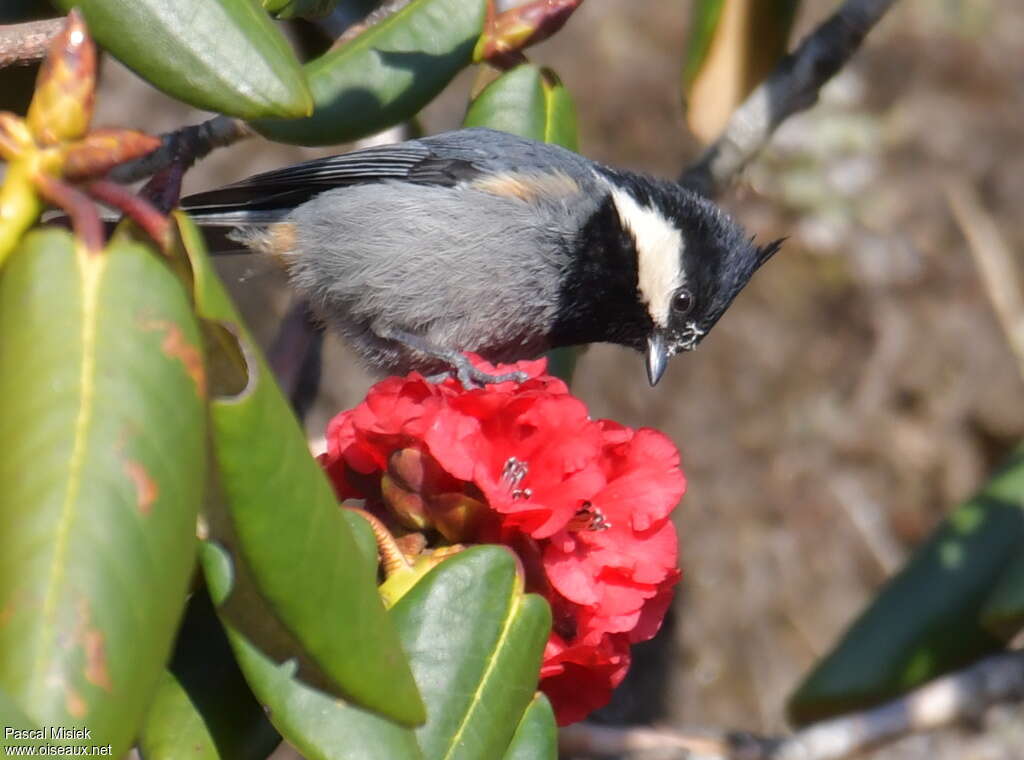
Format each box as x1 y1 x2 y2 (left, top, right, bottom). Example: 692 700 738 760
67 0 1024 754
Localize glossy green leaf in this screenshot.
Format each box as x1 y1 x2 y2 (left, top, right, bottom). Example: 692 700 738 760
262 0 340 19
253 0 487 145
463 64 578 150
0 229 205 755
788 446 1024 725
981 548 1024 640
201 542 424 760
172 213 424 727
502 694 557 760
138 590 280 760
463 63 579 382
53 0 312 120
395 546 551 760
139 672 221 760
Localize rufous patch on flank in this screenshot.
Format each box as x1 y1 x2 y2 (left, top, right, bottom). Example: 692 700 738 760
266 222 297 264
139 319 207 398
471 170 579 202
123 459 158 515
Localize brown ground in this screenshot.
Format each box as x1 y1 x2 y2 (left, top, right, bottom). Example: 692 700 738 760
88 0 1024 755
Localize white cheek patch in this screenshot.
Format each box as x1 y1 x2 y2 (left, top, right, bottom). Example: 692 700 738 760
608 187 685 327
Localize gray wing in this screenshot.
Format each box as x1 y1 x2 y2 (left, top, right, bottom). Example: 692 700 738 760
180 128 598 224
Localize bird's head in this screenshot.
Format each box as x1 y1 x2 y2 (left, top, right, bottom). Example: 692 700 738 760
601 171 783 385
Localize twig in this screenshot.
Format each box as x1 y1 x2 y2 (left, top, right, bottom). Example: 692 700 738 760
944 175 1024 383
559 722 739 759
680 0 900 198
560 650 1024 759
86 179 171 249
108 115 251 185
0 17 63 68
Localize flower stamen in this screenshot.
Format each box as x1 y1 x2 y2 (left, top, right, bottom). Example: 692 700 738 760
502 456 529 488
567 501 612 532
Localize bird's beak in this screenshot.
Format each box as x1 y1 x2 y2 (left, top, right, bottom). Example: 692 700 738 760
646 331 668 386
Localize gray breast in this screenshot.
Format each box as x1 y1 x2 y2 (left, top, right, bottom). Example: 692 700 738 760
282 180 589 373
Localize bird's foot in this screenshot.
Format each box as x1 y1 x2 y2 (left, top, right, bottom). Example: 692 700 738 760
424 357 528 389
385 329 528 388
452 357 529 389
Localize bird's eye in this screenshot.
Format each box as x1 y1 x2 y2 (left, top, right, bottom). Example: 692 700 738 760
671 289 694 316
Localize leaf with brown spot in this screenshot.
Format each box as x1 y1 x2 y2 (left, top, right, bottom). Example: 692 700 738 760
82 627 112 691
0 229 205 754
65 687 87 719
175 213 424 726
140 318 208 398
123 459 159 515
75 600 113 693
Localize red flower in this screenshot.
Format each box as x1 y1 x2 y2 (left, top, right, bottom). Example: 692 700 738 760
320 356 686 725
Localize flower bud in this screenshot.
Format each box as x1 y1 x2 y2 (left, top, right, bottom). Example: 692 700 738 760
387 447 445 493
380 474 433 532
430 492 487 543
0 113 34 161
62 129 161 180
26 10 96 145
474 0 583 65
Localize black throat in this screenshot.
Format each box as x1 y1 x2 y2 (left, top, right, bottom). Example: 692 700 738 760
549 196 653 350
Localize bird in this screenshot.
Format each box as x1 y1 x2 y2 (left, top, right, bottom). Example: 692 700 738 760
180 127 782 387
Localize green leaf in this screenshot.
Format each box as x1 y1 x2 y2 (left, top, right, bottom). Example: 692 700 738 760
0 229 206 755
788 446 1024 725
53 0 312 120
172 213 424 727
209 544 550 760
262 0 340 19
138 672 222 760
0 684 36 731
394 546 551 760
252 0 487 145
202 541 424 760
681 0 725 88
138 590 280 760
502 694 557 760
981 548 1024 640
463 63 580 382
463 64 578 150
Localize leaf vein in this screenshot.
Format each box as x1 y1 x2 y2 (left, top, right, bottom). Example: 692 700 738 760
439 588 522 760
29 253 106 703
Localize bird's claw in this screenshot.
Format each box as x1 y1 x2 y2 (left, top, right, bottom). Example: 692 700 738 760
384 329 529 388
455 365 529 389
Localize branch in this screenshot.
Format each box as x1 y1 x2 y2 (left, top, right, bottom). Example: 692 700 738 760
0 17 64 68
107 114 251 185
560 650 1024 759
680 0 900 198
